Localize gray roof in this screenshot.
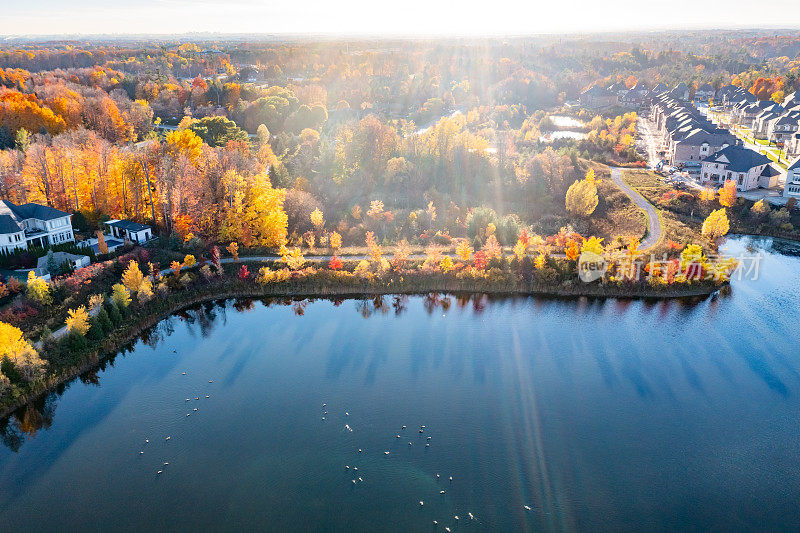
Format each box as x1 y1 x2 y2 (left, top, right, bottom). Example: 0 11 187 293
0 201 23 234
703 145 772 173
789 157 800 171
760 165 781 178
677 128 736 147
106 219 151 232
36 252 89 271
13 203 71 221
0 200 71 235
582 85 615 97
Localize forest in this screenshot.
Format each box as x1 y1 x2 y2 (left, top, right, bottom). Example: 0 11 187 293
1 33 798 251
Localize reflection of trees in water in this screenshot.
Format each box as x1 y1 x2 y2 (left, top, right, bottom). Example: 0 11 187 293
174 300 225 338
233 298 255 312
1 293 500 451
355 296 411 318
1 394 58 452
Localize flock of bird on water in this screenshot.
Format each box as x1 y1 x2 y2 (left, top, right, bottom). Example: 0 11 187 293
322 402 535 529
134 355 535 529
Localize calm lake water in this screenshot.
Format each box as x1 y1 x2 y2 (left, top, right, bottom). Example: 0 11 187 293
2 235 800 532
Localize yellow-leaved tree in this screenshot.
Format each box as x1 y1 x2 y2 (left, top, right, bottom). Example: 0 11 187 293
719 180 737 208
310 208 324 230
456 241 473 261
329 231 342 252
565 170 599 217
750 199 769 218
111 283 131 308
245 173 288 248
699 188 716 203
121 261 145 293
702 208 730 240
26 271 51 305
65 306 91 335
440 256 454 273
0 322 46 382
283 247 306 270
582 236 605 255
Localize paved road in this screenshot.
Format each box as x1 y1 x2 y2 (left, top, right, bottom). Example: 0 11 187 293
610 167 662 249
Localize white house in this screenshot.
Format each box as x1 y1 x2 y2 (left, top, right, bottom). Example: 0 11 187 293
785 158 800 199
104 219 153 244
699 145 778 191
0 200 74 253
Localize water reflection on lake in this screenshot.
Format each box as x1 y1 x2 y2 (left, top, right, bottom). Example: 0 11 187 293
1 236 799 532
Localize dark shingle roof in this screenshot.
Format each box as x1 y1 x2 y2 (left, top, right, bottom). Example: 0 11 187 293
703 146 771 173
106 219 151 232
760 165 781 178
0 201 23 234
13 203 71 221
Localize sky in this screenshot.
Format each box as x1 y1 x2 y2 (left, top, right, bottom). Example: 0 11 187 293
2 0 800 36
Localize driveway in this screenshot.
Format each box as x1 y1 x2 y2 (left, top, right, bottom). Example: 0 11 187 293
610 167 662 249
636 117 662 169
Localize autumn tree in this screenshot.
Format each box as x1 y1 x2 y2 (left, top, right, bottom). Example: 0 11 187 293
0 322 46 382
26 271 51 305
750 199 769 219
702 208 730 240
699 188 716 203
329 231 342 252
97 231 109 254
310 208 324 231
719 180 737 207
121 261 145 293
66 306 91 335
111 283 131 309
227 242 239 261
456 241 473 261
565 170 599 217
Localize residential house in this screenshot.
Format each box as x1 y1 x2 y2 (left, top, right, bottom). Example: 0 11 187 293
0 200 74 254
670 82 690 101
694 83 715 103
768 111 800 145
752 108 782 140
785 132 800 160
104 220 153 244
784 158 800 199
607 81 629 99
669 129 736 174
700 145 777 191
621 82 650 108
580 85 618 109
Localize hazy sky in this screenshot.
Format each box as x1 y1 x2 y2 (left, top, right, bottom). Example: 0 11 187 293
2 0 800 36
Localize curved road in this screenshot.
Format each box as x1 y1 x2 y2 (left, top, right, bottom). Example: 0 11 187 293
610 167 662 249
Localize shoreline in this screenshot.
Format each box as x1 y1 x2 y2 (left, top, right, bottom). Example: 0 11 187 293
0 278 723 420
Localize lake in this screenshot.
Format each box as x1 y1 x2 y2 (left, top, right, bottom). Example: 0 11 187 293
1 235 800 532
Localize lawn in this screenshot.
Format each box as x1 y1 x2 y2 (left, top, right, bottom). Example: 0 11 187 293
622 169 708 251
